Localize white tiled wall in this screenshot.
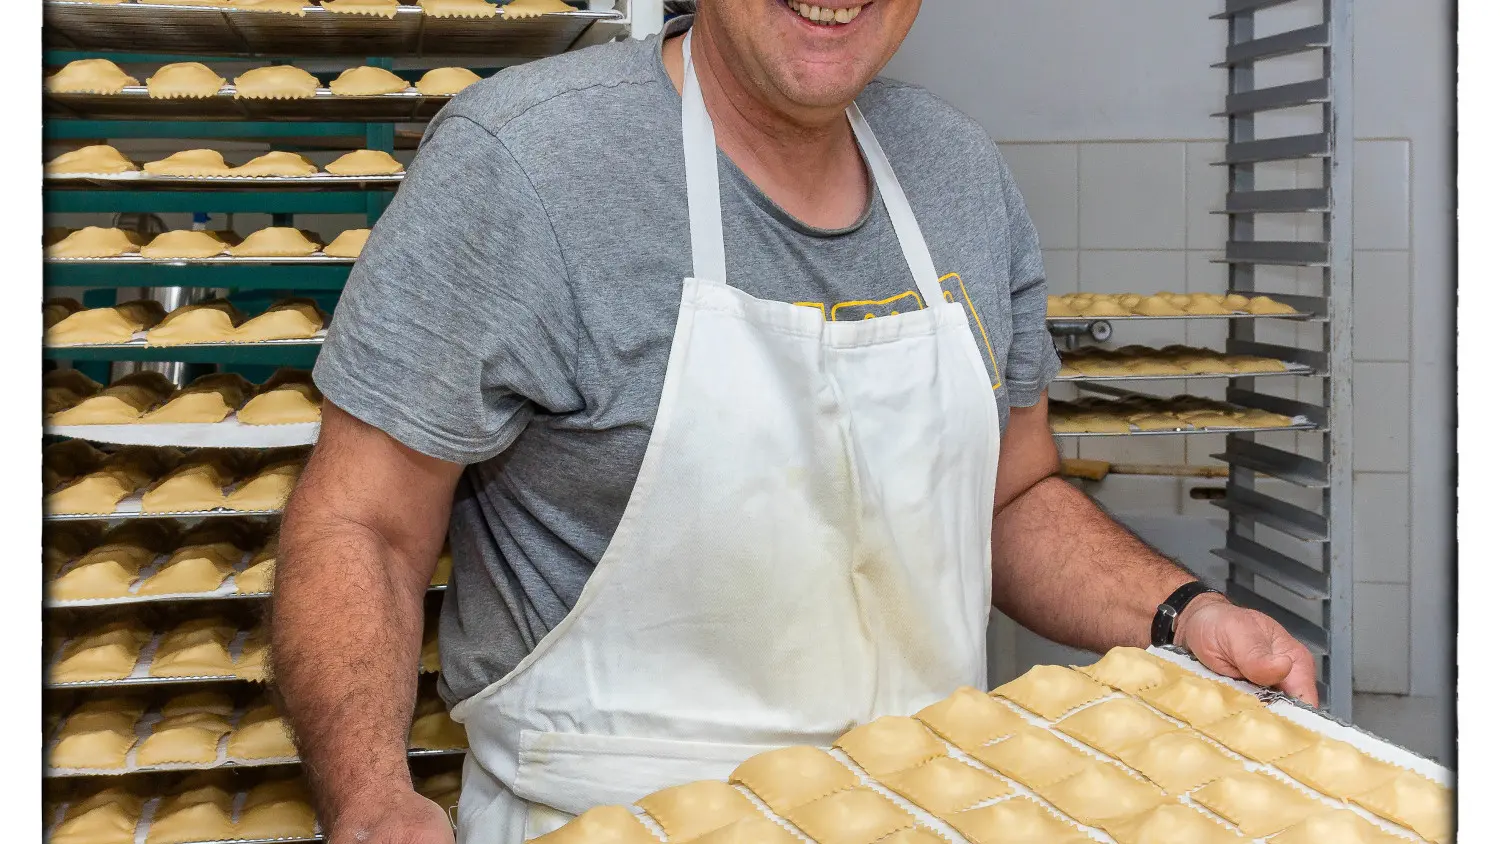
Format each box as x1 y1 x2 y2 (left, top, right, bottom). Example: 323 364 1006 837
890 0 1453 698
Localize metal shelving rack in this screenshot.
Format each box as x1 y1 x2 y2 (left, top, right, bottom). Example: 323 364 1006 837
42 2 665 840
1211 0 1354 716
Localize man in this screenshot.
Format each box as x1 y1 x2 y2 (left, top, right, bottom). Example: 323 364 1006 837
272 3 1319 843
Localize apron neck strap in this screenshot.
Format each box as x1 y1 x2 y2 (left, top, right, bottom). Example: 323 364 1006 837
680 30 945 308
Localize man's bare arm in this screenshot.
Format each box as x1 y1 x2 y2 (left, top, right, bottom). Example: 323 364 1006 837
990 391 1319 703
271 403 463 841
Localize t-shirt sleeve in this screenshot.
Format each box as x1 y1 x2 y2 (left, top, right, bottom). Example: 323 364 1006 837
993 148 1061 408
313 114 583 464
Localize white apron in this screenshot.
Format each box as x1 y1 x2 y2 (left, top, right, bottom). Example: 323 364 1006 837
449 30 1003 844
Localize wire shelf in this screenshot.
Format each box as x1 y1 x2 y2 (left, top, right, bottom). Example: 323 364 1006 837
47 87 454 123
44 1 626 59
47 172 404 192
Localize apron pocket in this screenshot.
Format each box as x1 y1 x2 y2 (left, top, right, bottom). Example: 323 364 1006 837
513 729 777 818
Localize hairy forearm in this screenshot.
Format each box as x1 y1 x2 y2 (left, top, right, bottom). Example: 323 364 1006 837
270 503 429 826
990 476 1195 653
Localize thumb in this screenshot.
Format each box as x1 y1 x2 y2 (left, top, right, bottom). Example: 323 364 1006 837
1228 622 1296 689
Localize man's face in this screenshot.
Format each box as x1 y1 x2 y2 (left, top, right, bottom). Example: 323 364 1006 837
700 0 922 116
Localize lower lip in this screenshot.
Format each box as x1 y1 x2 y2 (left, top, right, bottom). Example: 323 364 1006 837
781 2 868 33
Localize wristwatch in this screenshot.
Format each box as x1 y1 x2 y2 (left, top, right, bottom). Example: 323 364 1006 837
1150 581 1221 647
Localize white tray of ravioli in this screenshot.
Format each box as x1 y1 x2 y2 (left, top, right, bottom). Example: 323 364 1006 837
542 648 1453 844
48 414 320 448
45 703 298 778
44 492 284 521
863 649 1452 844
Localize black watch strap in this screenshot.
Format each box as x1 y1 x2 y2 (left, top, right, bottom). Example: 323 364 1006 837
1151 581 1220 647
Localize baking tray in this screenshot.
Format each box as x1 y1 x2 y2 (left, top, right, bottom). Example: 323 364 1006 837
1053 420 1322 438
1047 312 1316 323
45 628 256 690
1055 362 1317 383
46 335 326 354
46 172 403 192
46 254 354 265
47 698 465 778
43 1 625 60
45 492 284 523
46 86 454 122
47 582 446 609
48 416 320 449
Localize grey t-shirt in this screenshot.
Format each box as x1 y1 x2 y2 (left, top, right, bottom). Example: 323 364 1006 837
313 15 1060 706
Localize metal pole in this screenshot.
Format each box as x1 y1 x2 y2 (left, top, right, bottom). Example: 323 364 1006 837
1323 0 1356 719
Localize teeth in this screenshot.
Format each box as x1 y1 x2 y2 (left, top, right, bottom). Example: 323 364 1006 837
788 1 865 25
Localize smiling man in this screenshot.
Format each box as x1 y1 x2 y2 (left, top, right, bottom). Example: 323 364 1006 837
271 2 1319 843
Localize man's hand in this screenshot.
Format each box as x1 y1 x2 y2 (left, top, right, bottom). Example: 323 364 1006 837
329 790 454 844
1175 593 1320 706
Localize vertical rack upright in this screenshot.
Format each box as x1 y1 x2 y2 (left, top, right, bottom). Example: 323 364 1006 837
1212 0 1354 715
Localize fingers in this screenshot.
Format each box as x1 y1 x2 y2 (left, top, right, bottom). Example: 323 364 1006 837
1274 636 1321 706
1227 614 1320 706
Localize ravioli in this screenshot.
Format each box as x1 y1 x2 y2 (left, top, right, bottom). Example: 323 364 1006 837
783 786 914 844
228 227 321 257
684 817 804 844
636 779 759 843
1192 771 1325 838
46 59 139 94
1199 708 1318 763
234 65 320 99
876 756 1010 815
1034 761 1169 826
1053 697 1177 758
1099 803 1245 844
323 227 371 258
967 725 1088 789
1138 674 1259 727
1075 646 1181 694
942 796 1093 844
1273 737 1403 799
145 62 226 98
913 685 1027 751
46 144 137 176
140 230 232 260
234 150 319 176
143 149 232 177
135 712 232 766
1115 728 1243 794
531 805 659 844
325 148 405 175
993 664 1109 720
833 716 947 777
235 298 326 342
329 65 410 96
46 227 143 259
1269 810 1409 844
417 66 483 95
1350 771 1453 844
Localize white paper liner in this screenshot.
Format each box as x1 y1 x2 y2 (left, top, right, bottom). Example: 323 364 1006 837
49 416 320 448
46 329 327 349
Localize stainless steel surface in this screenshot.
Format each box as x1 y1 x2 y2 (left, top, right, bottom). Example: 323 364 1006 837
1213 439 1330 488
44 1 626 59
46 337 326 351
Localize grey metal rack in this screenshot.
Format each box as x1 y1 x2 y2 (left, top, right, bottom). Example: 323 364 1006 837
1211 0 1354 716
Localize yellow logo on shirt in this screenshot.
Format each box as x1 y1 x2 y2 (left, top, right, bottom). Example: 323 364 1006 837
794 272 1002 390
